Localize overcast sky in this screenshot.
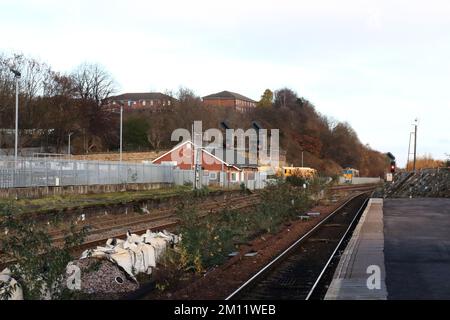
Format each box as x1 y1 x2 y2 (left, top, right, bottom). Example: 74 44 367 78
1 0 449 166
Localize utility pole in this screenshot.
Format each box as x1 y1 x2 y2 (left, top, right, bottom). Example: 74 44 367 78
192 127 202 190
10 68 21 163
68 132 74 159
407 132 413 171
191 123 195 189
120 105 123 163
15 76 19 161
413 119 418 171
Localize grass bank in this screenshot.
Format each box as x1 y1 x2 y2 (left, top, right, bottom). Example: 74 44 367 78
0 185 199 215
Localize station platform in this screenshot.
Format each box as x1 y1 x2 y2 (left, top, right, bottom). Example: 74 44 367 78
325 197 450 300
325 198 387 299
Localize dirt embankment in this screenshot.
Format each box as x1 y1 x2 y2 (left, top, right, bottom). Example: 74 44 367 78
70 151 166 162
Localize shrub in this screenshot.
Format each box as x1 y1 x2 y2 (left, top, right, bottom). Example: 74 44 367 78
174 181 317 273
0 202 87 300
176 206 236 272
286 175 306 187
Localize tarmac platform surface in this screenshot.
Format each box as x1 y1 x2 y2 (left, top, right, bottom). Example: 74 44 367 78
384 198 450 299
325 197 450 300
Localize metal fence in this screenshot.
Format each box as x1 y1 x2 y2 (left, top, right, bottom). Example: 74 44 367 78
338 176 382 185
172 168 268 190
0 157 269 190
0 157 174 188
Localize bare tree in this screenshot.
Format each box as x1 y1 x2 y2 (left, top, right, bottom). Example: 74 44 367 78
71 63 116 105
273 88 297 108
0 53 22 128
0 54 52 150
176 87 201 106
147 121 165 151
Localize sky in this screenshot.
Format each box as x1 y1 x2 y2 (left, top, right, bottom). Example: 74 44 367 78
1 0 449 166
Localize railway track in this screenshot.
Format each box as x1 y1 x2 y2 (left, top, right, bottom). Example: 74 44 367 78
225 192 370 300
0 193 261 269
49 193 260 243
330 184 379 192
71 193 260 250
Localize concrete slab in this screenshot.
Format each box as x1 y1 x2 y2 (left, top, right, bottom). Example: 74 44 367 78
384 198 450 299
325 198 387 300
325 197 450 300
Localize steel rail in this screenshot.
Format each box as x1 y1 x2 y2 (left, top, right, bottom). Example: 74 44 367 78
304 197 369 300
225 192 367 300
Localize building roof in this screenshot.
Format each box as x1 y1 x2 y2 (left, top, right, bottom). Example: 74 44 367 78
207 148 259 169
108 92 175 101
152 140 242 171
202 91 256 103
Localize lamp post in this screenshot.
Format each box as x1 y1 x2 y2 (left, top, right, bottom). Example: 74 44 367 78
413 118 418 171
111 103 124 163
302 151 304 167
120 104 123 163
68 132 74 158
10 68 21 163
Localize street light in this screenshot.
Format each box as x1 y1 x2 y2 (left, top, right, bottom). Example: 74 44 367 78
120 104 123 163
10 68 21 163
68 132 74 158
413 118 418 171
110 102 124 163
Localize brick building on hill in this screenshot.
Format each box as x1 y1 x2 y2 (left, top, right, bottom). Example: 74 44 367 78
104 92 177 112
202 90 257 112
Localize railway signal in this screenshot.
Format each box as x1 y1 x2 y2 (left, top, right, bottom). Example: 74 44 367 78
390 161 396 173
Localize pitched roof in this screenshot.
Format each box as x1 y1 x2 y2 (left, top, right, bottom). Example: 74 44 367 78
202 90 256 103
152 140 242 171
206 147 259 169
108 92 175 101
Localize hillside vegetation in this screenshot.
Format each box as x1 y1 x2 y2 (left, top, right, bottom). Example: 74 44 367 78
406 154 447 170
124 88 388 177
0 53 388 177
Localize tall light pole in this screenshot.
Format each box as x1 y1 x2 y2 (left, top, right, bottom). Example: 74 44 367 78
413 118 418 171
301 151 304 167
68 132 74 158
10 68 21 163
407 131 414 171
110 102 124 162
120 105 123 163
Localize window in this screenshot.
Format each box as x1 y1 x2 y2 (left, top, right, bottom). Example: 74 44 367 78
150 100 153 106
168 100 171 106
161 161 177 166
209 172 217 180
128 101 132 107
112 101 116 105
163 100 166 106
231 172 238 182
142 100 146 106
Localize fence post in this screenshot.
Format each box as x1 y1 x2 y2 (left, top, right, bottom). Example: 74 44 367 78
46 158 49 187
59 160 63 186
74 161 77 185
108 163 111 185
